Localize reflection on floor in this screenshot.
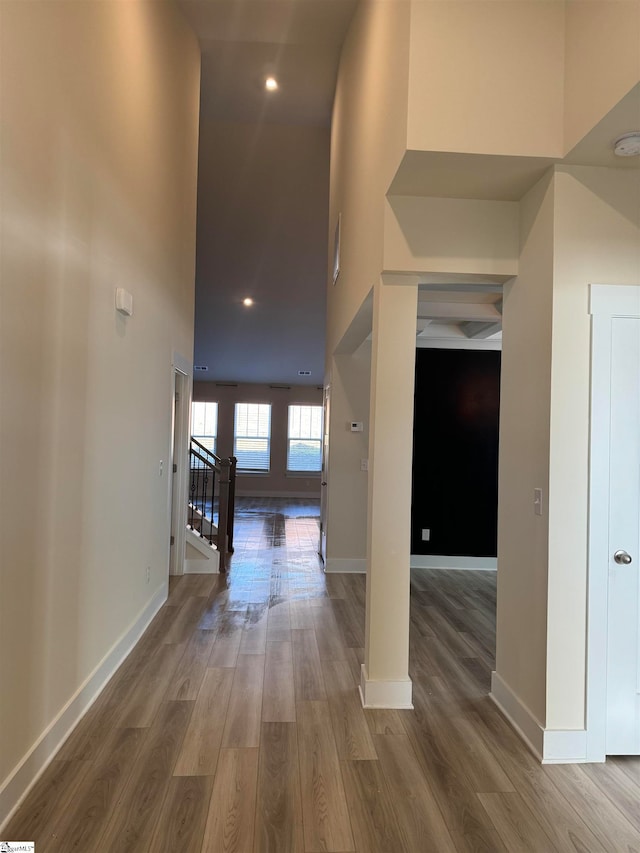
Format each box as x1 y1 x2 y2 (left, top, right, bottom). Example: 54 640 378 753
6 497 640 852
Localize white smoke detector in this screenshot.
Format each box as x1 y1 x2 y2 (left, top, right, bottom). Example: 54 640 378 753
613 132 640 157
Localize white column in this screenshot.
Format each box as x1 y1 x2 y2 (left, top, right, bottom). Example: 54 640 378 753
360 280 417 708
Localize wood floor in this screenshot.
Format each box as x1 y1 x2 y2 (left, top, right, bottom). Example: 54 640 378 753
6 497 640 852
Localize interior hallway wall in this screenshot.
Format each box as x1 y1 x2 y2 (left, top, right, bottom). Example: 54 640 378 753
0 0 200 820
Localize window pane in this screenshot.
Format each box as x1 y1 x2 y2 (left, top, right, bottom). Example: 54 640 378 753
287 439 322 472
287 405 323 471
234 403 271 471
191 401 218 459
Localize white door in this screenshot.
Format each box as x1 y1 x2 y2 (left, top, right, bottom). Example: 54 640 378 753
589 284 640 758
606 315 640 754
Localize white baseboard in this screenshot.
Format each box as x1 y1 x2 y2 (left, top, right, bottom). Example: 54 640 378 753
0 583 168 831
490 671 543 760
359 664 413 709
542 729 588 764
324 557 366 574
490 671 590 764
411 555 497 571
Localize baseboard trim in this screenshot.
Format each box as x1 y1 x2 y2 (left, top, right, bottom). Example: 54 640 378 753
542 729 589 764
490 672 591 764
359 665 413 709
411 555 497 571
325 558 366 574
490 671 543 760
0 583 168 831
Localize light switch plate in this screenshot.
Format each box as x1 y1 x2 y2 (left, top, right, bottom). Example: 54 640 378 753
534 488 543 516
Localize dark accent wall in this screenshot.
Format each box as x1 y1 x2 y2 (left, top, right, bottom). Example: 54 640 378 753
411 348 501 557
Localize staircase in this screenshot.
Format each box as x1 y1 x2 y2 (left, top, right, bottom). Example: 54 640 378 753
187 438 237 572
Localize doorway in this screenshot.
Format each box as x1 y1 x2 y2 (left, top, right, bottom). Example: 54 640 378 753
169 358 192 576
587 284 640 759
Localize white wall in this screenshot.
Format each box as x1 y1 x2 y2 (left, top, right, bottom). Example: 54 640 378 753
0 0 200 819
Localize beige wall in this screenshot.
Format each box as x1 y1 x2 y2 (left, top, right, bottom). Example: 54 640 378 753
0 0 200 802
327 0 411 358
407 1 565 158
384 195 519 279
325 347 372 568
194 381 322 496
546 165 640 728
564 1 640 153
496 172 555 727
497 165 640 732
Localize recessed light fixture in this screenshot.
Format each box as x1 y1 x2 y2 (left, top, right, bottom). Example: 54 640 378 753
243 297 254 307
613 132 640 157
265 76 278 92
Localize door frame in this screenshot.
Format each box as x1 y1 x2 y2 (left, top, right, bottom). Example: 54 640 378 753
586 283 640 761
168 351 193 577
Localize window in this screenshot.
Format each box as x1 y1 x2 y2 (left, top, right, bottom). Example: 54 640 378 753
191 401 218 461
234 403 271 472
287 405 323 472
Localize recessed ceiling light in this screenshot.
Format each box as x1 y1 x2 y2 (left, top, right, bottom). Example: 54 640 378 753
243 297 254 307
613 132 640 157
265 76 278 92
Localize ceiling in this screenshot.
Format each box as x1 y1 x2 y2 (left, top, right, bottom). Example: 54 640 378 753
180 1 639 378
178 0 357 386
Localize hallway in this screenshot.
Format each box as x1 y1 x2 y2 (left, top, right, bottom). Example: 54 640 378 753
6 499 640 851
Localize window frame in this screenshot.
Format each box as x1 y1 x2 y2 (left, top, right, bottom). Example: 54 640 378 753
233 402 272 474
286 404 323 474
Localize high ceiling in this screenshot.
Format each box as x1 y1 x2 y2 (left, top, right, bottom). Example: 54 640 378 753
179 2 639 380
178 0 358 386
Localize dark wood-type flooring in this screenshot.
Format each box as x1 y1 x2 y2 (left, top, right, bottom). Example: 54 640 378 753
6 497 640 851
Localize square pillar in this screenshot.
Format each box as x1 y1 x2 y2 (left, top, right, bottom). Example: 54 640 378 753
360 280 417 708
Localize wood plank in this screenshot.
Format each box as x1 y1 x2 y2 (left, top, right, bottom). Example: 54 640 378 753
165 628 217 701
98 700 194 852
173 667 234 776
148 775 214 853
364 709 407 736
312 602 348 661
48 727 147 853
374 733 458 853
340 758 407 852
254 723 304 853
478 792 558 852
583 760 640 834
201 748 259 853
239 603 269 654
543 763 640 852
3 759 92 845
292 629 326 701
262 641 296 722
289 600 314 629
297 700 355 852
266 601 292 643
117 642 185 728
163 596 209 645
322 659 377 760
221 654 265 748
469 706 607 853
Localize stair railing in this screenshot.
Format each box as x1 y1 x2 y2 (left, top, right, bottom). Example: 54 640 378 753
188 437 237 571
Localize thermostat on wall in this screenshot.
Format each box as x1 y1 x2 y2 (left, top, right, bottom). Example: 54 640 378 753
350 422 363 432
